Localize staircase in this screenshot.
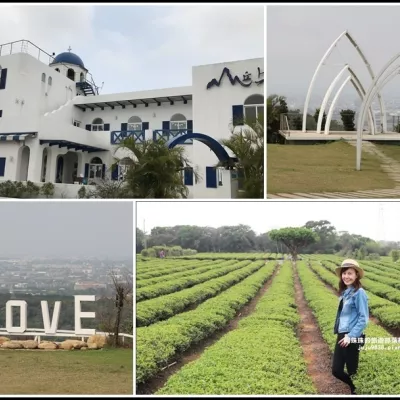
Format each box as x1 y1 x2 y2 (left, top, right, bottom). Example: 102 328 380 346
76 81 95 96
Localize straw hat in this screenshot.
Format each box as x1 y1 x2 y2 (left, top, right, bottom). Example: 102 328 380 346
335 259 364 279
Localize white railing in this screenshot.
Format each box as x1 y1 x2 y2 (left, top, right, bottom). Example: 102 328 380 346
0 328 133 345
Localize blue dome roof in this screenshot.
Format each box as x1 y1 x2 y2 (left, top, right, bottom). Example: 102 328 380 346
50 52 85 69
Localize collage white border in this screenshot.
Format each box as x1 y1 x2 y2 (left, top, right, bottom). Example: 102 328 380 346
5 2 400 399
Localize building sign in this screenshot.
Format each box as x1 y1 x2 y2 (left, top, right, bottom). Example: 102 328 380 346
3 295 96 336
207 67 264 89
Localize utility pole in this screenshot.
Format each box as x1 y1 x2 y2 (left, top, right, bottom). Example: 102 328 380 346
378 203 385 242
143 219 147 249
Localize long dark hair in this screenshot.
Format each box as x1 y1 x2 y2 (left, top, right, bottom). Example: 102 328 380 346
338 266 363 294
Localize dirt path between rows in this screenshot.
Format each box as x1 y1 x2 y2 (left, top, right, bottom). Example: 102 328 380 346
307 262 400 338
137 262 281 395
292 262 350 395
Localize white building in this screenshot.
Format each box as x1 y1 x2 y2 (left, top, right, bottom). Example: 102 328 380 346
0 40 264 198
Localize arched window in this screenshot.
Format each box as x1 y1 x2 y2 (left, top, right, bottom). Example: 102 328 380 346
91 118 104 132
244 94 264 123
80 72 85 82
67 68 75 81
55 68 60 73
89 157 103 179
170 113 187 131
128 116 142 131
48 76 52 86
41 73 46 83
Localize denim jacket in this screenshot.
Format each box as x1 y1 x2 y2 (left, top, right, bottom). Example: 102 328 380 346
333 286 369 338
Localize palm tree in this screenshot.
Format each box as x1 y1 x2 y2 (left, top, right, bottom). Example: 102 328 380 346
218 116 264 198
114 136 199 198
267 94 288 143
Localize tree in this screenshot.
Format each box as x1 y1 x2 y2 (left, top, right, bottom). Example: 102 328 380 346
219 116 264 198
267 94 288 143
269 227 318 261
340 109 356 131
136 228 145 253
109 269 133 347
391 249 400 262
85 179 131 198
313 108 327 130
303 220 337 254
287 109 303 130
114 136 199 198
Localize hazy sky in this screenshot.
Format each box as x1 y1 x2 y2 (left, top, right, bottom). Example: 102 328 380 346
267 5 400 105
137 201 400 242
0 4 264 94
0 201 133 258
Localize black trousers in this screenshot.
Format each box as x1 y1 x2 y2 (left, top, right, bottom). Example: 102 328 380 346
332 332 360 393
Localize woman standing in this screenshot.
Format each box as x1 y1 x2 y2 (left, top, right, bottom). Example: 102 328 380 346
331 259 369 395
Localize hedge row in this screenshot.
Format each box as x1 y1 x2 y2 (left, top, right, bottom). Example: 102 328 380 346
136 258 199 273
137 259 213 280
297 261 400 395
172 253 273 261
136 261 277 385
137 260 234 288
141 245 197 258
137 260 252 302
158 262 316 395
136 260 265 327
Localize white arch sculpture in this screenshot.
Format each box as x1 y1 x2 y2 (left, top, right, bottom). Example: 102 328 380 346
325 76 352 136
356 54 400 170
324 67 375 135
317 65 349 133
303 30 387 133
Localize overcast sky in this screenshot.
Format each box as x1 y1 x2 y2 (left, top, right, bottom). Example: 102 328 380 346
267 5 400 105
137 201 399 242
0 4 264 94
0 201 133 258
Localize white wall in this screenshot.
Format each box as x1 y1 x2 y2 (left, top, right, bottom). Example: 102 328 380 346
191 58 264 198
0 142 22 181
0 53 77 134
0 51 263 199
73 91 192 133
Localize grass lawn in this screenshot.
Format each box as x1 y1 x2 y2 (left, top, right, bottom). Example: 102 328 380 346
267 141 396 193
0 348 133 394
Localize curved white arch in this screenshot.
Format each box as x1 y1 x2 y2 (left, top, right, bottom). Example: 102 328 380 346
325 76 351 135
324 76 375 135
357 56 400 169
349 79 375 136
303 30 387 133
317 65 348 133
302 30 347 132
346 32 387 132
348 66 375 135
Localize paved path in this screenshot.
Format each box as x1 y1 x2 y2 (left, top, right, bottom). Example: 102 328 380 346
268 188 400 199
268 141 400 199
